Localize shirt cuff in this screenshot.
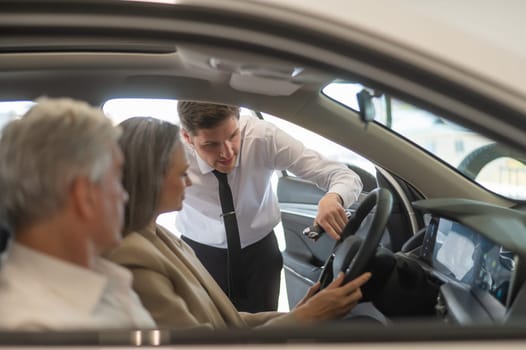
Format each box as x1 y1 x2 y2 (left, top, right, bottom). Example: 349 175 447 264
328 182 362 208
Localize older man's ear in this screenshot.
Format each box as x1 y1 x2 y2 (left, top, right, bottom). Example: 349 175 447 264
69 176 99 222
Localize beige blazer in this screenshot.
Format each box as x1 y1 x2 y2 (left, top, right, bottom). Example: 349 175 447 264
108 224 298 329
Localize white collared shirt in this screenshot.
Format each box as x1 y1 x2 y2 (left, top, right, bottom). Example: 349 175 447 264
176 114 363 248
0 243 156 331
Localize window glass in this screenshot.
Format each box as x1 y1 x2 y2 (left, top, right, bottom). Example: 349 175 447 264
0 101 35 130
322 82 362 111
323 82 526 200
103 98 180 125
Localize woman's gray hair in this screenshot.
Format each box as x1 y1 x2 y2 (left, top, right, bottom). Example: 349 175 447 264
118 117 180 235
0 97 120 231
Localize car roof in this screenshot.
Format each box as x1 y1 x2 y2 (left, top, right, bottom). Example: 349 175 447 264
2 0 526 110
247 0 526 100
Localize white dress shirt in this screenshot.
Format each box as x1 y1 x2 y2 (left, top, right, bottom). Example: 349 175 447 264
176 114 363 248
0 243 156 331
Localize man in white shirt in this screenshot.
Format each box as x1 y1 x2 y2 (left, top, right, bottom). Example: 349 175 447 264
0 98 155 330
176 101 363 312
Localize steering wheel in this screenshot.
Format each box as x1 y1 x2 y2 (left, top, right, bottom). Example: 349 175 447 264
457 142 526 180
318 188 393 289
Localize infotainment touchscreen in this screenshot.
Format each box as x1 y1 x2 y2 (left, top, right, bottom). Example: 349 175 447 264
425 218 515 306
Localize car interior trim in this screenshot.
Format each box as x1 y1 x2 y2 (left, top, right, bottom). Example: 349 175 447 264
375 166 419 235
282 264 316 286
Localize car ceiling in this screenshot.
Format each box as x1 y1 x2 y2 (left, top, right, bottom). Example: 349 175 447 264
0 49 336 118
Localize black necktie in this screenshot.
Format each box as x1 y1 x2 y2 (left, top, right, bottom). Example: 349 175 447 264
212 170 246 304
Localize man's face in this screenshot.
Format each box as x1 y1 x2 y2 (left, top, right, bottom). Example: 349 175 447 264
183 115 241 174
91 143 128 253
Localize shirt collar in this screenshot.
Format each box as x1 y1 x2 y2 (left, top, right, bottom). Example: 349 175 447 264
8 243 131 315
194 149 216 174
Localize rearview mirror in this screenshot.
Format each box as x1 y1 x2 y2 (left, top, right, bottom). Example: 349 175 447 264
356 89 376 123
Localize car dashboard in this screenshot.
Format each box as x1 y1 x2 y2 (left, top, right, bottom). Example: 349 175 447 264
421 216 514 323
400 199 526 325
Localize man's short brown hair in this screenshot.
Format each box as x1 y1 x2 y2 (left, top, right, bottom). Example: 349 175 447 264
177 101 240 135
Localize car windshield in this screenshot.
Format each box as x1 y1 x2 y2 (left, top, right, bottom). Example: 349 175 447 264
323 82 526 200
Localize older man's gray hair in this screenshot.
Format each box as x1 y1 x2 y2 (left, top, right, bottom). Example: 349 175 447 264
0 97 120 231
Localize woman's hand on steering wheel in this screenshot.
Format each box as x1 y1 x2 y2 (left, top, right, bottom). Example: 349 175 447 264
293 272 372 323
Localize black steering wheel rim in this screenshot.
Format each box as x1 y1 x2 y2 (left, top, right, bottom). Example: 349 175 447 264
319 188 393 288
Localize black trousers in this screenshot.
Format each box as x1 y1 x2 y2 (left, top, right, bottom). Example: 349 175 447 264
182 231 283 313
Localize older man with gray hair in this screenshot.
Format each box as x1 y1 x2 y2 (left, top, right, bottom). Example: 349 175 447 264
0 98 155 330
